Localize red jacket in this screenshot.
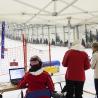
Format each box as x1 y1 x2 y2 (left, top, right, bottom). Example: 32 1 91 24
17 70 54 98
62 49 90 81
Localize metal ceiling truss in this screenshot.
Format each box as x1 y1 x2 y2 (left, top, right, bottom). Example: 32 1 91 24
2 0 98 26
5 23 57 30
58 0 79 15
1 22 98 32
13 0 79 23
60 0 95 17
59 10 98 16
13 0 51 14
23 1 53 23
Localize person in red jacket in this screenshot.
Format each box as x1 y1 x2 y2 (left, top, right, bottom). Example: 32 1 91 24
62 42 90 98
17 55 54 98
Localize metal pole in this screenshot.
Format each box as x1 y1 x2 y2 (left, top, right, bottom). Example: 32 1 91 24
1 21 5 59
67 17 71 48
31 27 34 43
37 27 38 39
42 25 44 43
48 26 51 66
22 33 27 72
73 27 76 42
63 26 65 44
76 25 79 40
55 25 57 45
21 90 24 98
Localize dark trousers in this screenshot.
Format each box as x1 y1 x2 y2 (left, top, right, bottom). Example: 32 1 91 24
65 80 84 98
0 94 2 98
94 79 98 98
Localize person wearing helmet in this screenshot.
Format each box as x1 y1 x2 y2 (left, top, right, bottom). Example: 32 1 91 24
17 55 54 98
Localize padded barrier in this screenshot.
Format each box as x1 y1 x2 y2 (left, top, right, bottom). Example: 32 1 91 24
42 60 60 67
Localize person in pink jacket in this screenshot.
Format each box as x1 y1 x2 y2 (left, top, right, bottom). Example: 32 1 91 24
17 55 54 98
62 43 90 98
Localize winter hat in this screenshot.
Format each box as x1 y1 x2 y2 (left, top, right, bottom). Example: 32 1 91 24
71 40 85 51
30 55 42 66
30 55 41 62
29 55 42 72
30 55 41 61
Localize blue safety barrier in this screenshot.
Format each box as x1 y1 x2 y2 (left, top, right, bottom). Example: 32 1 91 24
42 60 60 67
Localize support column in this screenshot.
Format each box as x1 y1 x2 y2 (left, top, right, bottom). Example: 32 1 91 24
63 26 65 43
55 25 57 45
31 26 34 43
37 27 39 39
22 33 27 72
73 27 76 42
48 26 51 65
42 25 44 43
76 25 79 40
67 17 71 48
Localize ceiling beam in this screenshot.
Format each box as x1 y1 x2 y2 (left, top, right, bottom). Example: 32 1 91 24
60 0 95 17
58 0 79 15
13 0 51 14
24 1 53 23
59 11 98 16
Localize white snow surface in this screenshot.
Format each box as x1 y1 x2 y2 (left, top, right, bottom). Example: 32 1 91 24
0 38 96 98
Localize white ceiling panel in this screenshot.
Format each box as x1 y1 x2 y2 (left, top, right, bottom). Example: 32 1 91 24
0 0 97 25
